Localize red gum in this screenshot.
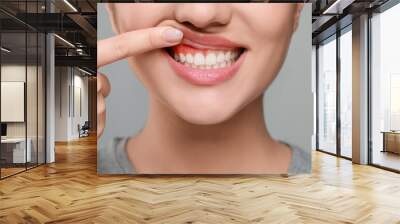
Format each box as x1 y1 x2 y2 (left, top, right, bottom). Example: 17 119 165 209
172 44 209 54
172 44 239 55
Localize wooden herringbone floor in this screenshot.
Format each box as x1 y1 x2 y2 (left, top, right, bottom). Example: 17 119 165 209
1 135 400 224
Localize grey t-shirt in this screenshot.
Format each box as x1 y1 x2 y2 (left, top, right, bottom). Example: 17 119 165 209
98 137 311 175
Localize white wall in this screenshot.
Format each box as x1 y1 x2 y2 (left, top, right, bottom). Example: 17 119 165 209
1 63 46 164
55 66 69 141
54 67 89 141
74 74 89 136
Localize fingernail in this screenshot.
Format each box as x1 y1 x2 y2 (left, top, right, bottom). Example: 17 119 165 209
163 28 183 43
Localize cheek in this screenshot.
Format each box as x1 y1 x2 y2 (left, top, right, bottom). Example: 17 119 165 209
128 51 188 104
256 34 292 80
235 4 295 42
127 52 166 92
241 6 295 90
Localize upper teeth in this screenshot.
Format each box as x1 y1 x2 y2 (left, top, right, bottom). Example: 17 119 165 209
173 50 240 69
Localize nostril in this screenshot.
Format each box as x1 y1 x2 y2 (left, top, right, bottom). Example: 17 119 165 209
179 21 211 33
181 21 192 27
180 22 197 31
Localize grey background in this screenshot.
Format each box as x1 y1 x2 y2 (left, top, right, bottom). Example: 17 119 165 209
98 4 313 159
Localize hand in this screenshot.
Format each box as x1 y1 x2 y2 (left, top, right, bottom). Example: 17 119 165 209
97 26 183 138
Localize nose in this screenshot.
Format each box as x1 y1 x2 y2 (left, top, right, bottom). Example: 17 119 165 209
174 4 232 30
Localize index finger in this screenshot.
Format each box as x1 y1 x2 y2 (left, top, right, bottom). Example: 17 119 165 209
97 26 183 68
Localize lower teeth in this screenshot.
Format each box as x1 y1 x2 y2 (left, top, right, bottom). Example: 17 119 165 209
179 60 235 69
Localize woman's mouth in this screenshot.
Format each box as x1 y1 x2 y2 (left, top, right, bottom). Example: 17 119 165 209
163 29 246 86
167 44 243 69
165 44 246 86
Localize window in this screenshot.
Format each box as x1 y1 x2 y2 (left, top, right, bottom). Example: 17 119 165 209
317 36 337 154
316 26 353 159
339 28 352 158
371 2 400 171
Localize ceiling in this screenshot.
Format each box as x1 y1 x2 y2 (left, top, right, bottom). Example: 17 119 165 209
310 0 393 44
0 0 97 74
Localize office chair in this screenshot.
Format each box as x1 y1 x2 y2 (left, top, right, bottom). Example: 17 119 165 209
79 121 90 138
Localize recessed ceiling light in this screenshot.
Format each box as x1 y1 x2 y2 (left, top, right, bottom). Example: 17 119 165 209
1 47 11 53
323 0 354 15
54 34 75 48
63 0 78 12
78 67 93 76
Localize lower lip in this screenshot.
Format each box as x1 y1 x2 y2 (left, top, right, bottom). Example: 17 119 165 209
165 50 246 86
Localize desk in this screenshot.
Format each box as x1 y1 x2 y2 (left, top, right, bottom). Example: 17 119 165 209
382 131 400 154
1 138 32 163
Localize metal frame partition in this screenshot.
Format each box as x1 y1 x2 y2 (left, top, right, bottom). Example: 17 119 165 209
315 0 400 173
0 0 47 180
367 0 400 173
315 22 353 161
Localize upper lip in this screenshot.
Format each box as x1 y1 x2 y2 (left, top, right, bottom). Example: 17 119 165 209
174 25 244 50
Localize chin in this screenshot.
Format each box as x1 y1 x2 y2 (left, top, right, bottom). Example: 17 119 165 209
177 107 236 125
171 95 239 125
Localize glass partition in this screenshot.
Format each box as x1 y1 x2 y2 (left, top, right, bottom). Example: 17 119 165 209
339 28 352 158
0 30 28 178
317 36 337 155
0 1 46 179
371 3 400 171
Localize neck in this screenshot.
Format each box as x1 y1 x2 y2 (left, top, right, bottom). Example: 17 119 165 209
127 95 290 173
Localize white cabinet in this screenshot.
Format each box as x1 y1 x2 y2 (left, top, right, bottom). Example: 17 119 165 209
1 138 32 163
